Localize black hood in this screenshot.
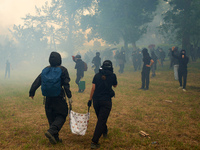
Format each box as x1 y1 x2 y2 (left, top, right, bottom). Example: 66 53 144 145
49 52 62 67
99 68 113 76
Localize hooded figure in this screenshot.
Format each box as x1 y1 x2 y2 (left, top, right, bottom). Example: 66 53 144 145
92 52 101 74
172 49 189 91
139 48 154 90
87 60 117 149
29 51 72 144
73 54 85 92
150 51 160 77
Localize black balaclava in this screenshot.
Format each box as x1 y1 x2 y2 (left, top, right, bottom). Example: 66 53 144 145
49 51 62 67
142 48 149 57
100 60 113 73
180 50 186 57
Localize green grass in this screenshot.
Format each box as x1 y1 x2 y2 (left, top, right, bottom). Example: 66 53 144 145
0 59 199 149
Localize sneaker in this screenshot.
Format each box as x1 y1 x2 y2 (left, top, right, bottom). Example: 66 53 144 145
183 89 186 92
178 86 183 89
45 131 57 145
91 142 100 149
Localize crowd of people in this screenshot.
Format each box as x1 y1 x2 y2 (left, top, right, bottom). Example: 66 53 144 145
28 44 196 149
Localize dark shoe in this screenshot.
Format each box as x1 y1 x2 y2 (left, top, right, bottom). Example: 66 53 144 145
143 88 149 90
45 131 57 145
55 137 62 143
91 142 100 149
138 87 144 90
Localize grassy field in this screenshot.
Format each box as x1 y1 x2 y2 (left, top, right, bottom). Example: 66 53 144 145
0 59 200 150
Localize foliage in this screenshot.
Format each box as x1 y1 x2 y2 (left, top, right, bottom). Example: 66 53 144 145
160 0 200 53
81 0 159 50
9 0 94 58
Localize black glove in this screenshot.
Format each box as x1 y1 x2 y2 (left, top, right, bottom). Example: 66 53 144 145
87 100 92 107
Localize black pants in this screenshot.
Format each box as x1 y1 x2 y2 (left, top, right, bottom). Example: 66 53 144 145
92 100 112 144
45 97 68 140
119 64 124 73
178 69 187 89
75 75 82 85
133 61 138 71
5 68 10 78
141 67 150 89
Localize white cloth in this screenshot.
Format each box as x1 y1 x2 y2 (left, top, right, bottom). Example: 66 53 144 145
69 110 90 136
174 65 179 80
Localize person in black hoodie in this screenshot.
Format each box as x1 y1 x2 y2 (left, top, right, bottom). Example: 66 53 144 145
172 49 189 91
29 52 72 144
87 60 117 149
139 48 154 90
92 52 101 74
150 51 160 77
73 54 85 92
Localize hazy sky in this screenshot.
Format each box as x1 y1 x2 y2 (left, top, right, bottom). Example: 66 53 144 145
0 0 51 35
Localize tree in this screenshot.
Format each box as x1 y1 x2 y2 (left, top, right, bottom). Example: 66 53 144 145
161 0 200 55
11 0 94 58
81 0 159 51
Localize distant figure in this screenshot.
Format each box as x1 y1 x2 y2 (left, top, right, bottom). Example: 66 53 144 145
159 48 165 67
114 50 119 67
150 51 160 78
29 52 72 144
172 49 189 92
172 46 179 80
92 52 101 74
5 60 10 79
132 50 138 72
72 54 85 92
139 48 154 90
87 60 117 149
117 47 126 73
168 48 173 69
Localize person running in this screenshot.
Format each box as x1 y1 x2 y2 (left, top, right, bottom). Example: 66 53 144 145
172 49 189 92
29 52 72 144
139 48 154 90
73 54 85 92
87 60 117 149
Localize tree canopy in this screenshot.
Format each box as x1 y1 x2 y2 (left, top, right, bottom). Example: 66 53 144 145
81 0 159 50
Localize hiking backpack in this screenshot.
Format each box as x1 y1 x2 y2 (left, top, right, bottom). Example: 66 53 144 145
83 61 88 71
41 67 62 97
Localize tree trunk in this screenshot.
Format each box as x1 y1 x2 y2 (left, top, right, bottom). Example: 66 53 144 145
132 42 137 51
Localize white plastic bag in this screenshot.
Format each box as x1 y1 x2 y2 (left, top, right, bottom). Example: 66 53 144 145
69 110 90 136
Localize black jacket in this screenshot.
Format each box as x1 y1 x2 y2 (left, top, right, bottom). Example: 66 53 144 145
75 58 84 77
92 56 101 68
172 50 189 70
92 69 117 101
29 52 72 98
